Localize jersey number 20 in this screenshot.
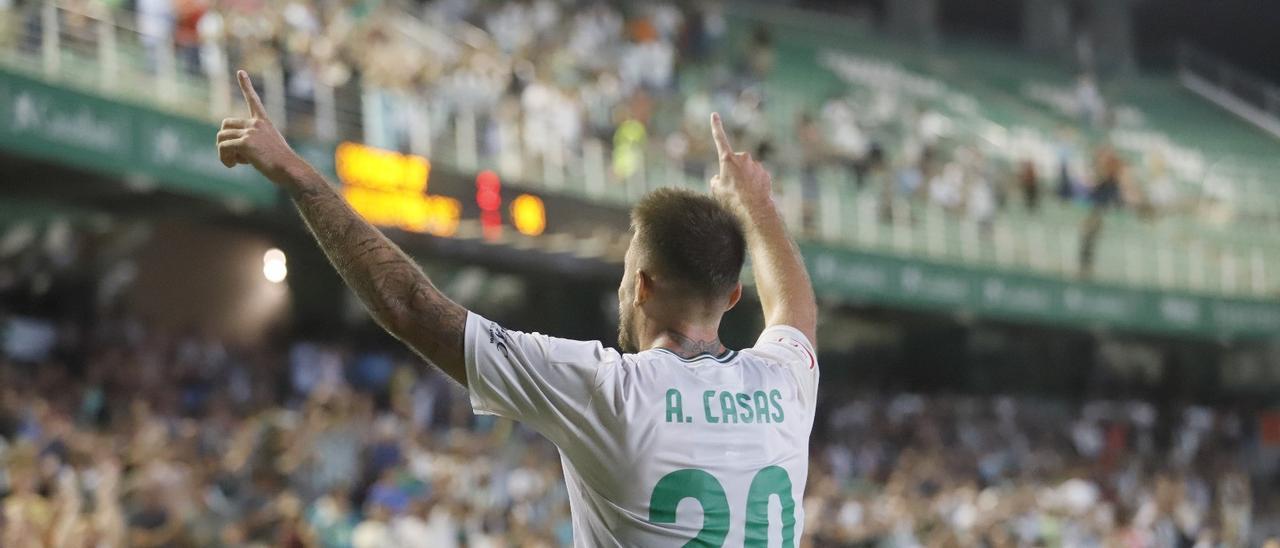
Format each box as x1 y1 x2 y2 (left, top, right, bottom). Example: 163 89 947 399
647 466 795 547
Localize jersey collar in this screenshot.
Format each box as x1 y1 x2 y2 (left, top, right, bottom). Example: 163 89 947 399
652 347 738 363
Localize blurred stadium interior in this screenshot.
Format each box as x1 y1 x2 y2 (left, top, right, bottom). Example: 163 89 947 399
1 0 1280 546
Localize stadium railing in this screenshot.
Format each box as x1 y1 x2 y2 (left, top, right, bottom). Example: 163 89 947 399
1177 42 1280 141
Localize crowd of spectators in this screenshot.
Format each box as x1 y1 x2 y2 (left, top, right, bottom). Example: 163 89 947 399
1 310 575 547
2 0 1259 277
806 393 1273 547
1 305 1278 547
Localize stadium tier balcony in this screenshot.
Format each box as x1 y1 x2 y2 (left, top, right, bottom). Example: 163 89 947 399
1 1 1278 306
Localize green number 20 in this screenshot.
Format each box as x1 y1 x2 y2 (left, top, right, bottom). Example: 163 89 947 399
647 466 795 547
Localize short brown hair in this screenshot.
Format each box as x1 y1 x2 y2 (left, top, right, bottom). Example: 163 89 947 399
630 188 746 297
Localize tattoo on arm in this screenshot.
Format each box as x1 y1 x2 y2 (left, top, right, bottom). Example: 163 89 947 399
662 330 726 359
287 167 468 384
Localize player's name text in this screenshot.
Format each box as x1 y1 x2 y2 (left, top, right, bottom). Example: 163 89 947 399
663 389 785 424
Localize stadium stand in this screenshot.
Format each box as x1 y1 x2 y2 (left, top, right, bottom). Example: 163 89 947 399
3 0 1279 297
2 1 1280 547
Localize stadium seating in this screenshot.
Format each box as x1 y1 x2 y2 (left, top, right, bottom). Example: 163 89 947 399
0 0 1277 300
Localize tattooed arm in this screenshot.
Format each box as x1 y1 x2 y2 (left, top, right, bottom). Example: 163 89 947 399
708 113 817 345
278 162 466 381
217 71 467 383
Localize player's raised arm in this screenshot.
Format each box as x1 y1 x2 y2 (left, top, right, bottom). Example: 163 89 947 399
217 70 468 384
709 113 818 345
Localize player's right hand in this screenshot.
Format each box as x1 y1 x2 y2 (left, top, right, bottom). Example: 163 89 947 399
217 70 301 186
709 112 773 213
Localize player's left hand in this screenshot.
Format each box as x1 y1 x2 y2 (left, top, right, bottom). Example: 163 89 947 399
217 70 301 187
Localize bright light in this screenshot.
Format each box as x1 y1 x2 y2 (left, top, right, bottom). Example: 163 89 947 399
263 248 287 283
264 261 287 283
477 170 503 241
510 194 546 236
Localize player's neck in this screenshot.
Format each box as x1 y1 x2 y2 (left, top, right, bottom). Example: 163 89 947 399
646 324 726 359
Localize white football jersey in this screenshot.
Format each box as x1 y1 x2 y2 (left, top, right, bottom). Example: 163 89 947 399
464 312 819 547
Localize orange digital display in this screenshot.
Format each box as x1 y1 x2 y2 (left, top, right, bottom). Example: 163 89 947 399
335 142 460 237
510 194 546 236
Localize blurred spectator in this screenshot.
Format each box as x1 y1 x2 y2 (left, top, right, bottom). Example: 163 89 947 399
820 95 869 175
795 112 825 234
1017 159 1041 211
173 0 206 74
1079 145 1126 277
966 154 998 235
1076 72 1106 128
137 0 173 71
611 118 646 181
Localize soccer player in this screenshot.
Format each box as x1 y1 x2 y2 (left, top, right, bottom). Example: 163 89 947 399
218 70 818 546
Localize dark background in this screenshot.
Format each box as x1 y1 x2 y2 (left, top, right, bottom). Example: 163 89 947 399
796 0 1280 81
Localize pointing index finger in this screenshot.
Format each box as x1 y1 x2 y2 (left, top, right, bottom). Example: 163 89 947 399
237 70 268 120
710 112 733 158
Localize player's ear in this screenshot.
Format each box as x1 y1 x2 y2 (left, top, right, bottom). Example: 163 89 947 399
634 269 652 306
724 282 742 312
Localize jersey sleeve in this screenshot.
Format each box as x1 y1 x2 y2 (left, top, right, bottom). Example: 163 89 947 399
463 312 621 440
750 325 820 408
